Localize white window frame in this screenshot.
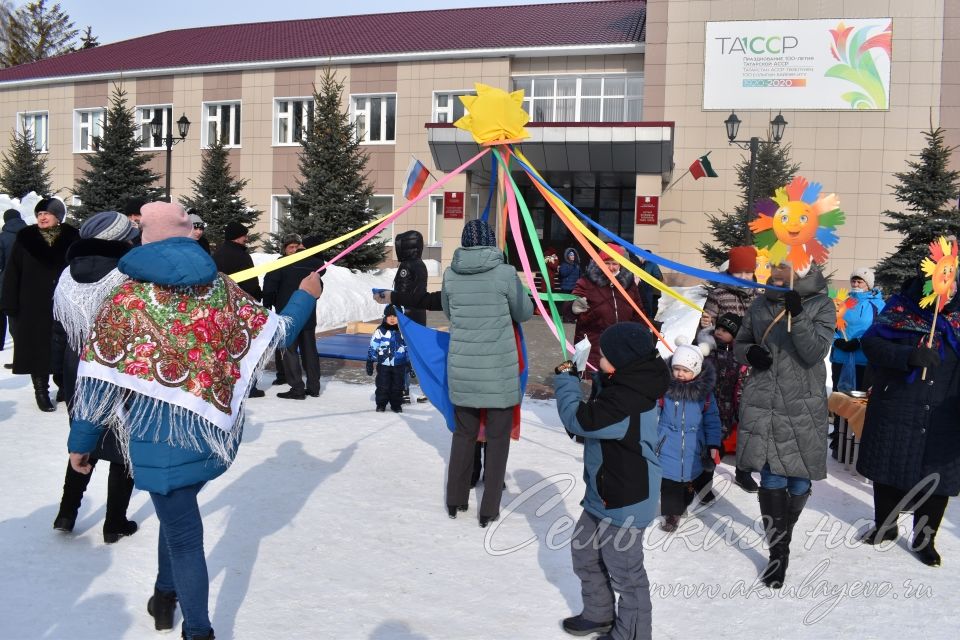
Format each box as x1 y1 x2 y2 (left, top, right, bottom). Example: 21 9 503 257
510 74 644 123
273 97 314 146
432 89 473 124
350 93 397 144
367 195 395 246
428 195 444 247
270 195 293 235
17 111 49 152
136 104 173 150
202 101 242 148
73 108 105 153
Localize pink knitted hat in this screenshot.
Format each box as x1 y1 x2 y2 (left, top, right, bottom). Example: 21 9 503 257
140 201 192 244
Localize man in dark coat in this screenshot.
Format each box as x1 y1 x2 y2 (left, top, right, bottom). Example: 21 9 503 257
393 230 428 326
214 221 262 302
262 236 324 399
856 275 960 567
0 198 80 410
0 208 27 352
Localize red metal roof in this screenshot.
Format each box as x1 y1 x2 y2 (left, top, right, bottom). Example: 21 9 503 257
0 1 645 84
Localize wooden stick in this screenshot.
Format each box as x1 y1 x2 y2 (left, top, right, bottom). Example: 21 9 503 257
787 269 795 332
921 302 940 381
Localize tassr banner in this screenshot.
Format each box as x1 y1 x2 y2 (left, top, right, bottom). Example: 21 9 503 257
703 19 892 111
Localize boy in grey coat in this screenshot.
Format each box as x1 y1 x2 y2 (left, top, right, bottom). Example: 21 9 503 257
735 262 835 589
442 219 533 527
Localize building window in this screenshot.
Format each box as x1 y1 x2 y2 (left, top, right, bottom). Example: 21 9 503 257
271 195 292 234
368 195 394 245
352 94 396 143
433 91 471 123
74 108 104 152
137 105 172 149
18 111 49 152
203 101 242 147
275 98 314 145
428 195 443 246
511 75 644 123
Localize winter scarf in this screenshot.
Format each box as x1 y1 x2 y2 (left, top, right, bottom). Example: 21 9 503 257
71 275 287 463
39 225 61 246
864 278 960 378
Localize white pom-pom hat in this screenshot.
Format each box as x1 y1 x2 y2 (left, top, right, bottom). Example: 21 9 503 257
672 335 711 376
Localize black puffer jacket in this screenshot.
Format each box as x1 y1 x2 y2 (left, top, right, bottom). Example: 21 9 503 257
857 278 960 496
213 240 261 301
393 230 428 325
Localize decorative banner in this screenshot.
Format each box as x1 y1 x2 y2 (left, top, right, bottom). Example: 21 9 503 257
704 19 892 110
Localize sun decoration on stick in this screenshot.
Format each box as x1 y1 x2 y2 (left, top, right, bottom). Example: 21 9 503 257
750 176 845 271
453 83 530 145
920 236 959 311
829 287 857 335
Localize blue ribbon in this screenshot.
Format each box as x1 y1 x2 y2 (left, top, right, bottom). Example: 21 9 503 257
510 150 785 291
480 158 498 223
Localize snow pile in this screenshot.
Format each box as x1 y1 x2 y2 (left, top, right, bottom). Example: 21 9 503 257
251 252 396 331
0 191 42 224
655 285 706 357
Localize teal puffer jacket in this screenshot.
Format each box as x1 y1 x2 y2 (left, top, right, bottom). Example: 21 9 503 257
441 246 533 408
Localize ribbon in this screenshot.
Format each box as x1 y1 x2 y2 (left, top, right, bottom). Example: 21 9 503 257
228 148 490 281
510 150 783 292
481 157 498 223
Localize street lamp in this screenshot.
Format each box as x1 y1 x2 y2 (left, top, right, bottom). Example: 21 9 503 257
151 112 191 202
724 110 788 243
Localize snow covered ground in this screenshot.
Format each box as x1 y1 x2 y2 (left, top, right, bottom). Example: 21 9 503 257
1 276 957 639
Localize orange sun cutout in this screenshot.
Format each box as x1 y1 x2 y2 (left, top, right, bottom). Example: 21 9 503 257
750 176 845 270
920 237 959 311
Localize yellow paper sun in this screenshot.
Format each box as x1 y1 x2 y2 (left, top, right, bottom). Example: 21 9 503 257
454 83 530 145
920 236 959 310
750 176 845 271
830 288 857 334
755 248 772 284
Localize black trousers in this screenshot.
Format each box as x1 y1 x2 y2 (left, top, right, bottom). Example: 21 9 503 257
660 478 695 517
447 406 514 518
872 481 949 540
374 364 406 410
283 324 320 394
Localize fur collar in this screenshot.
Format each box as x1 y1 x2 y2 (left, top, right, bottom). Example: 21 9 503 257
664 359 716 403
16 223 79 266
584 259 635 288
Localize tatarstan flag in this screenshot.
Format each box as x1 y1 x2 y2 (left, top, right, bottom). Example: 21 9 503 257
689 154 718 180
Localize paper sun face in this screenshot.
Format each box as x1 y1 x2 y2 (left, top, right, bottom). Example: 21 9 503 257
755 248 772 284
829 287 857 332
920 236 959 310
751 176 845 271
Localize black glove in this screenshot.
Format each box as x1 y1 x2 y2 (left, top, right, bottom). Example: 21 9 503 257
907 346 940 369
784 290 803 316
833 338 848 351
365 360 374 376
746 345 773 370
555 360 579 376
844 338 861 352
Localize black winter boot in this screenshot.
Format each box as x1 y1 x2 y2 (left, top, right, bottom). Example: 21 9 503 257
32 374 55 412
561 614 613 636
758 487 790 588
182 631 215 640
735 468 759 493
147 588 178 631
103 463 137 544
54 460 96 532
911 494 947 567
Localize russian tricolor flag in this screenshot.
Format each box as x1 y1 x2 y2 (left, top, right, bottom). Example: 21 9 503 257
403 157 431 201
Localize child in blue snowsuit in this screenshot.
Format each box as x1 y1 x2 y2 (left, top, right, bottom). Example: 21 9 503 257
657 335 721 531
366 304 408 413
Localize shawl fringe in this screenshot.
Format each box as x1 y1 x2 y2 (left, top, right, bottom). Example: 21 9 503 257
53 269 130 351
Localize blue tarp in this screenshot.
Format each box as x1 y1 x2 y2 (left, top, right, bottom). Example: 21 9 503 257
314 333 370 361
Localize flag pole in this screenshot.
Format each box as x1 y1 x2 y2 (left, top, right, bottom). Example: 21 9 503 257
663 151 711 194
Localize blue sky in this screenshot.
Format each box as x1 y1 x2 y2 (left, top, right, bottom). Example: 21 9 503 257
57 0 585 45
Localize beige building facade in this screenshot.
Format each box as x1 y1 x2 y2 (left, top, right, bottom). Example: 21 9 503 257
0 1 957 285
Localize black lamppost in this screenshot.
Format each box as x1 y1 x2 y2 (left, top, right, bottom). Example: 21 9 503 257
151 112 191 202
724 111 788 243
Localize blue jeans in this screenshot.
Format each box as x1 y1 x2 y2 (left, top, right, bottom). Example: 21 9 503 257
151 482 212 638
759 464 811 496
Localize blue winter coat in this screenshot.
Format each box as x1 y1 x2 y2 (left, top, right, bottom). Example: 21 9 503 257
656 361 722 482
554 354 670 529
367 323 408 367
557 247 581 292
67 238 316 495
830 289 884 366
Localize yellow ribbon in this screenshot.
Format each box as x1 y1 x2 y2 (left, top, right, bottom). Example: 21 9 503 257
228 212 390 282
515 149 703 313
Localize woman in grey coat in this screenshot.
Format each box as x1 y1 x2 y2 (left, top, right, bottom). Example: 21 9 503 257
442 219 533 527
734 262 835 588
